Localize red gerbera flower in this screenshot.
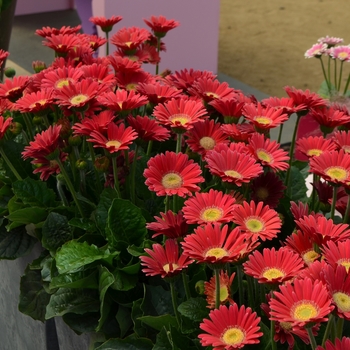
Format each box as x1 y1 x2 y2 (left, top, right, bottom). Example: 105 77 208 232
143 151 204 197
42 33 81 56
35 25 82 38
88 122 137 153
247 132 289 171
296 135 337 158
0 76 31 102
250 172 286 209
80 63 116 88
146 210 188 239
153 97 208 132
204 270 235 309
243 102 289 131
144 15 179 38
137 82 183 105
30 152 68 181
15 90 54 114
41 66 84 91
82 34 108 51
182 188 236 225
269 277 334 327
199 304 263 349
115 69 155 91
140 239 193 279
322 239 350 273
97 88 148 113
181 224 247 265
110 26 151 51
209 97 245 124
333 130 350 154
316 337 350 350
108 55 142 74
185 119 228 157
309 150 350 186
0 116 13 140
0 49 9 69
232 200 282 242
126 115 170 142
220 122 255 142
310 106 350 130
205 149 263 186
261 96 307 115
187 78 236 103
243 247 304 285
284 86 327 112
296 259 327 284
89 15 123 32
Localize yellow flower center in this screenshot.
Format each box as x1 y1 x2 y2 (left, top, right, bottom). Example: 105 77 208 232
70 94 88 105
30 99 47 108
56 79 71 88
292 301 318 322
257 149 273 163
205 247 228 259
262 267 285 281
163 263 179 273
199 136 216 150
338 52 350 60
221 327 245 346
280 321 292 331
200 207 223 222
333 292 350 312
106 140 121 149
162 172 183 189
205 91 220 99
256 187 269 200
169 113 190 126
126 83 137 90
307 149 323 157
342 146 350 154
325 166 348 181
339 259 350 273
125 41 133 48
302 250 320 265
224 170 242 179
219 285 229 302
255 116 272 125
245 217 265 233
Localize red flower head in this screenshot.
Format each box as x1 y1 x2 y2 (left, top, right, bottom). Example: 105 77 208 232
205 148 263 187
140 239 193 279
261 96 307 115
243 247 305 285
143 151 204 197
204 270 235 309
322 239 350 273
182 189 236 225
333 130 350 154
310 106 350 130
0 49 9 69
144 15 179 38
316 337 350 350
232 200 282 242
146 210 188 239
0 76 31 102
0 116 13 140
199 304 263 349
42 33 81 56
284 86 327 112
209 97 245 124
296 135 337 159
137 82 183 105
82 34 108 51
110 27 151 52
88 122 137 153
181 224 247 265
80 63 116 88
153 97 208 132
108 55 142 74
220 122 255 142
15 89 54 114
89 15 123 33
297 259 328 284
115 69 155 91
41 66 84 91
269 277 334 327
247 132 289 171
35 25 82 38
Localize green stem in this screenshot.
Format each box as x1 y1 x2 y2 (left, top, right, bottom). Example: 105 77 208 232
111 155 121 198
330 185 338 220
338 60 344 92
130 144 139 204
343 73 350 95
56 156 85 218
182 272 191 301
214 268 221 309
236 265 244 306
155 37 161 75
23 113 34 140
146 140 153 157
170 281 181 327
106 31 109 56
343 193 350 224
270 319 277 350
334 59 338 92
88 142 102 199
321 313 335 347
336 316 344 339
176 133 182 154
277 123 284 144
310 173 318 212
0 146 23 180
320 57 332 94
307 327 318 350
164 195 170 213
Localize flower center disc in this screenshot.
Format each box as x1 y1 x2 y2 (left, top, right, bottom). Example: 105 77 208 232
339 259 350 273
163 263 179 273
224 170 242 179
169 114 190 126
219 286 229 302
280 321 293 331
325 166 348 181
200 207 223 222
205 247 228 259
262 267 285 281
56 79 71 89
70 94 88 105
338 52 350 60
221 327 245 346
245 217 265 233
205 91 220 99
342 146 350 153
30 99 47 108
255 116 272 125
106 140 122 149
257 149 273 163
333 292 350 312
162 172 183 189
256 187 269 200
292 301 318 321
307 149 323 157
199 136 216 150
302 250 320 265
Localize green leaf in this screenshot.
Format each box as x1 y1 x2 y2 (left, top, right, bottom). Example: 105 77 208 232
62 312 99 335
178 297 209 322
288 165 308 202
12 178 56 207
142 285 173 316
6 206 47 225
153 327 173 350
112 270 138 291
55 240 114 274
95 187 117 234
107 198 147 249
131 297 147 337
317 80 336 99
0 225 37 259
18 265 51 322
69 217 97 232
116 305 133 338
94 336 153 350
138 314 178 331
45 288 100 319
42 212 71 253
50 269 99 289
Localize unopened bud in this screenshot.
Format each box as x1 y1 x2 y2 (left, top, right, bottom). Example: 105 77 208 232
4 67 16 78
94 156 110 172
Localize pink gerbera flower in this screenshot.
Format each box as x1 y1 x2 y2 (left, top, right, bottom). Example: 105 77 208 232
0 49 9 69
284 86 327 111
89 15 123 32
310 106 350 129
143 151 204 197
304 43 328 58
330 45 350 61
182 188 236 225
144 15 180 38
232 200 282 242
220 122 255 142
35 25 82 38
80 63 116 88
0 76 31 102
261 96 307 115
296 135 337 158
209 98 245 123
318 36 344 47
42 33 81 56
199 304 263 349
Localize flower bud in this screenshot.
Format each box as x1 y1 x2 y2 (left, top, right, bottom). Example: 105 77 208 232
195 280 205 295
68 134 82 147
94 156 110 172
32 60 47 73
76 159 87 170
9 122 23 135
4 67 16 78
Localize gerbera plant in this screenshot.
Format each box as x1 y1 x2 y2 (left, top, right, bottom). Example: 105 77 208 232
2 15 350 350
